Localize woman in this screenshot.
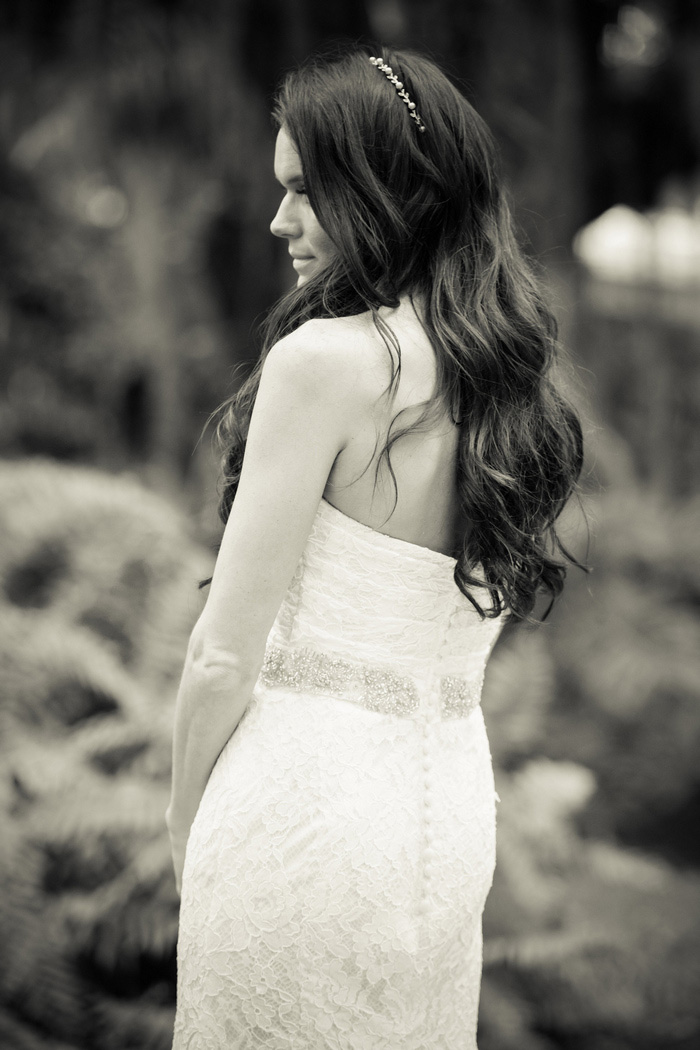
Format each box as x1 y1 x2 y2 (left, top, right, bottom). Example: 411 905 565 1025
167 45 583 1049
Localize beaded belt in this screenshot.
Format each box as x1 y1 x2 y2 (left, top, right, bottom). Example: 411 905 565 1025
259 644 481 720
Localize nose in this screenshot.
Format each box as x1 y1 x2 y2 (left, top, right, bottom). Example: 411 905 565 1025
270 194 299 240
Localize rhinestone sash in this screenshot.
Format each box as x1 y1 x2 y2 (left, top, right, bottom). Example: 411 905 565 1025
260 644 481 721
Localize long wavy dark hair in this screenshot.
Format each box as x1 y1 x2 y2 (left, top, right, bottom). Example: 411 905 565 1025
214 45 585 621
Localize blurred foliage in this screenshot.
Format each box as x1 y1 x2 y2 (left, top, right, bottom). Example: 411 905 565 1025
0 7 283 512
545 487 700 859
0 460 210 1049
479 507 700 1048
571 276 700 499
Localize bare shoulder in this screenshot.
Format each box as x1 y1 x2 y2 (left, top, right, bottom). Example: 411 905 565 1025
263 315 391 404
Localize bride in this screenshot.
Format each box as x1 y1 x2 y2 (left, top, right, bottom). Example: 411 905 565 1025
167 45 583 1049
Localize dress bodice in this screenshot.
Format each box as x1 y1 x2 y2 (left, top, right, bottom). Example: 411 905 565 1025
261 498 503 719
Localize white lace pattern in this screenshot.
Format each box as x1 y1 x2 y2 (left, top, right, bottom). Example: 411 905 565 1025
173 499 503 1049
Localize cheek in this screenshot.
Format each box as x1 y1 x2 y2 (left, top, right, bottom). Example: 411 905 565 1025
315 228 336 262
307 214 335 260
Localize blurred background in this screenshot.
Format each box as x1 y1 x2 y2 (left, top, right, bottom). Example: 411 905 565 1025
0 2 699 1048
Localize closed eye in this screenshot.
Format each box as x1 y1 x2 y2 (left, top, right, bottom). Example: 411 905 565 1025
275 176 307 197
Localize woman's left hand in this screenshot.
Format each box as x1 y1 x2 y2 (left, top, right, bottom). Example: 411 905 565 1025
165 811 189 895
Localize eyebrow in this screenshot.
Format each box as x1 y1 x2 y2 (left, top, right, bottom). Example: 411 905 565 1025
275 172 305 188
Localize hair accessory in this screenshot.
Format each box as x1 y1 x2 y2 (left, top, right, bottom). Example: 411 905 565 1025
369 56 426 133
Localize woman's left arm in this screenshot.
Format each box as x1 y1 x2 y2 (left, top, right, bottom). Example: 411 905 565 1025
165 327 364 889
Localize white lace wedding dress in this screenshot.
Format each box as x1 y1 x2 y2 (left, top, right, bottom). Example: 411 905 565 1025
173 497 503 1050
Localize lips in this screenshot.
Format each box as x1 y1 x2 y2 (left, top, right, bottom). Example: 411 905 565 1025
291 256 315 270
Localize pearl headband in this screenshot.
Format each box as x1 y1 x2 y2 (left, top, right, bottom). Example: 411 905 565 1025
369 56 426 133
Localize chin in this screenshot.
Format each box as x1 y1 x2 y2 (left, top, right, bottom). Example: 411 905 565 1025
293 260 325 288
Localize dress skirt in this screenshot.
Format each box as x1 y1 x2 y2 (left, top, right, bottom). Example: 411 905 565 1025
172 683 497 1050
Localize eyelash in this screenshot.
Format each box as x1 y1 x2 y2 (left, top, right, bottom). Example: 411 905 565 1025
295 187 307 196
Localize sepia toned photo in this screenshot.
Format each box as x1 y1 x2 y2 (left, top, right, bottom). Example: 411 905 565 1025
1 3 698 1049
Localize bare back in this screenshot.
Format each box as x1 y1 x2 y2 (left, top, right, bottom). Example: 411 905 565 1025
323 296 465 558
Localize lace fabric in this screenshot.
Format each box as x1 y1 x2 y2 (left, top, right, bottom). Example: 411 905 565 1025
173 498 503 1049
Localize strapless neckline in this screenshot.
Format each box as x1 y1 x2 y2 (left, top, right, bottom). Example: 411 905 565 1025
319 497 458 568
